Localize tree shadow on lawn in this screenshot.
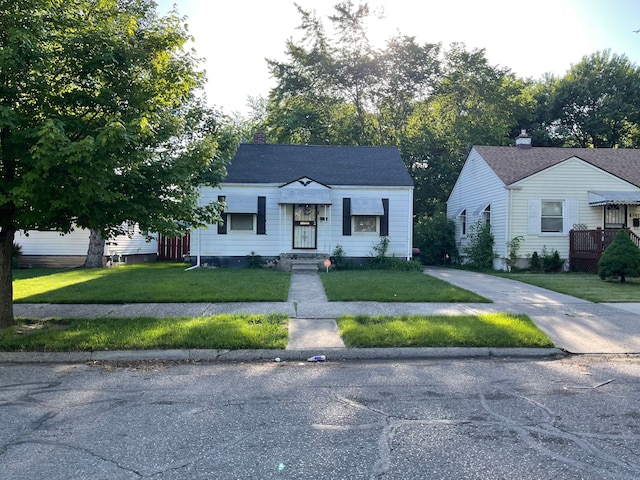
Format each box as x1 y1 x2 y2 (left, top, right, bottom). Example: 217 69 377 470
13 264 290 304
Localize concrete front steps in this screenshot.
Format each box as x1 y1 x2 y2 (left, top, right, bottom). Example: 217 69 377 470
291 259 322 273
279 253 330 272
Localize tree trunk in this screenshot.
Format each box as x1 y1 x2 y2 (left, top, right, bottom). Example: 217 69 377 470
84 229 106 268
0 226 16 327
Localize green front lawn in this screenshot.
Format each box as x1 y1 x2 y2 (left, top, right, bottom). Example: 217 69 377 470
0 314 288 351
495 272 640 302
13 263 290 303
337 313 554 348
320 270 489 302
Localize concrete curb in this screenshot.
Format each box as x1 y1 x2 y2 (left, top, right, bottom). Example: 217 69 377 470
0 347 566 363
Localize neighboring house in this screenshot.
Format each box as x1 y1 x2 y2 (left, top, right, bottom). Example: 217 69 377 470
191 136 414 269
15 225 158 268
447 132 640 270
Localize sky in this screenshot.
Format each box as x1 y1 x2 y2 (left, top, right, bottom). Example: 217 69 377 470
155 0 640 116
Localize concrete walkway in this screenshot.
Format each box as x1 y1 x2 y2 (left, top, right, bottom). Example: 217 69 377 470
286 272 345 350
11 268 640 360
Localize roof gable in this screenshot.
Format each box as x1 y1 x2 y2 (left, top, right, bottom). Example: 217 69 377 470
224 144 414 187
473 146 640 188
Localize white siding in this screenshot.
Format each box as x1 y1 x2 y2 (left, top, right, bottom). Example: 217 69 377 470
196 183 413 259
15 225 157 256
447 148 507 266
510 157 639 260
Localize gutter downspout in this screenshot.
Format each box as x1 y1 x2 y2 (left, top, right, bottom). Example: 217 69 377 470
184 226 201 271
408 187 414 260
505 185 521 271
185 188 203 271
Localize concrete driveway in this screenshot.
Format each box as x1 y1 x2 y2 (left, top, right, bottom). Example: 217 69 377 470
425 267 640 355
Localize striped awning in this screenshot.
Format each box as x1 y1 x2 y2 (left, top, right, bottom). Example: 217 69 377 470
588 191 640 206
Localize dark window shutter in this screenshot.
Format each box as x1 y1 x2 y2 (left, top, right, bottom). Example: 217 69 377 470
342 198 351 236
257 196 266 234
218 195 227 235
380 198 389 236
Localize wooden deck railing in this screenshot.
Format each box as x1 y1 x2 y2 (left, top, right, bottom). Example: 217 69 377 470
569 228 639 273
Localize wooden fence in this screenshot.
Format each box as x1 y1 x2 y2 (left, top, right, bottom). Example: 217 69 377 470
157 234 191 261
569 228 640 273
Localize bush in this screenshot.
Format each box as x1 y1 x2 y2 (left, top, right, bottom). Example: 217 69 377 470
529 251 542 272
246 251 264 269
598 230 640 283
463 221 496 269
542 248 564 272
505 236 524 271
330 244 349 270
368 237 423 272
413 213 458 265
529 247 564 273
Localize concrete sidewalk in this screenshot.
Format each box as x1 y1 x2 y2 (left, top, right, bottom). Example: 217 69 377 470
9 268 640 361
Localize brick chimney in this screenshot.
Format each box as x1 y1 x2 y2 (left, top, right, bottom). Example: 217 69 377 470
253 132 267 144
515 129 532 149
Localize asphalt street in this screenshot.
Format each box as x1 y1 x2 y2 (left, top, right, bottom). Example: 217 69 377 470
1 356 640 479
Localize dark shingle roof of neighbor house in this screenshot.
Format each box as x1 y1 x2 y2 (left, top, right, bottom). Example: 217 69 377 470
474 146 640 188
224 144 414 187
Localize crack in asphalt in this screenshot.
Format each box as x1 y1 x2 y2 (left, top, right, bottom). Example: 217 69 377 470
4 439 144 477
478 388 640 479
3 373 640 479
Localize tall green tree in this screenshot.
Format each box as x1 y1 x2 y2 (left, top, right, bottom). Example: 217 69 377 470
0 0 231 326
401 44 532 216
265 1 440 146
549 50 640 147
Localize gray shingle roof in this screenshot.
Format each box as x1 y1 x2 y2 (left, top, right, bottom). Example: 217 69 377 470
474 146 640 188
224 144 414 187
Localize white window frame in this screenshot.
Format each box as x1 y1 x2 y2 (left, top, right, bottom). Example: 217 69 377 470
540 200 564 234
229 213 255 232
458 209 467 237
528 199 579 237
352 215 379 234
482 205 491 225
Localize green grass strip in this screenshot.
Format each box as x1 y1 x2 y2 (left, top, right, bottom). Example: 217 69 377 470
0 314 288 351
13 263 290 303
321 270 489 302
494 272 640 303
337 313 554 348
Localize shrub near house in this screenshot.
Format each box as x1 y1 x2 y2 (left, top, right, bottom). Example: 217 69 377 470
599 230 640 283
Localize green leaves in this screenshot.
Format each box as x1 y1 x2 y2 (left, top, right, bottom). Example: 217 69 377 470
1 0 231 237
551 50 640 147
599 230 640 283
0 0 235 324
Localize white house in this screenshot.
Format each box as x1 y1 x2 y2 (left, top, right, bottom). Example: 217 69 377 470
447 132 640 270
190 138 414 269
15 225 158 268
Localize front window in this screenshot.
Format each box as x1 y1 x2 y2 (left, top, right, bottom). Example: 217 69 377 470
541 201 563 233
460 209 467 236
482 205 491 225
229 214 254 231
353 215 378 233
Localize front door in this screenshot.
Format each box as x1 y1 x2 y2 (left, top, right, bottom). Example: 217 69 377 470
293 204 317 249
605 204 626 229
